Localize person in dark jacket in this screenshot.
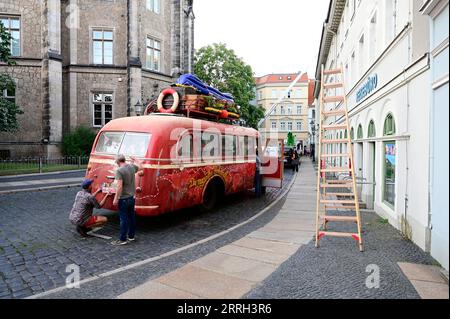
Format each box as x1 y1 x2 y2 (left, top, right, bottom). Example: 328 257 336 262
292 149 300 172
69 179 111 237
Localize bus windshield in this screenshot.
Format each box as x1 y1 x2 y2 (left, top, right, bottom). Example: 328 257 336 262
94 132 151 157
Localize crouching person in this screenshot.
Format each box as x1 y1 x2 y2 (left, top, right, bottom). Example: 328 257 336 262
69 179 111 237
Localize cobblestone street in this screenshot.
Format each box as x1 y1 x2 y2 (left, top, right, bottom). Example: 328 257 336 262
0 170 294 299
21 158 447 300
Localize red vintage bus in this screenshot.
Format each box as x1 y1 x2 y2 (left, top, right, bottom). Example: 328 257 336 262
85 113 284 217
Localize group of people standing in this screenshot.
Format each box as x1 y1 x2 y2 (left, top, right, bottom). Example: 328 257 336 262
69 155 142 246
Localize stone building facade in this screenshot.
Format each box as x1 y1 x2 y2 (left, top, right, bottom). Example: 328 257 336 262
0 0 195 158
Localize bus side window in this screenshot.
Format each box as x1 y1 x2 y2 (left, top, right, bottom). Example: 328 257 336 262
238 136 249 160
248 137 256 159
222 135 237 160
202 132 220 161
178 133 193 162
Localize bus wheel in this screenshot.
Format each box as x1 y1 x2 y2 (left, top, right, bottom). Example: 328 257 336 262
201 178 224 211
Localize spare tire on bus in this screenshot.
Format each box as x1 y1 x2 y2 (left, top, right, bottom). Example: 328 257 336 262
157 88 180 113
201 177 225 211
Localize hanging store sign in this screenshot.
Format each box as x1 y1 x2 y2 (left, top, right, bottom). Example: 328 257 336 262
356 74 378 103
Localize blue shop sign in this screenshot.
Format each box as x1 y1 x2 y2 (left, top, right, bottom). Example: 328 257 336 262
356 74 378 103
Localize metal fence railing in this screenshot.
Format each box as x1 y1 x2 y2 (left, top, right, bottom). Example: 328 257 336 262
0 156 90 176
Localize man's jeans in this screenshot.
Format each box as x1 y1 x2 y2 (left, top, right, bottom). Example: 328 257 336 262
254 171 262 198
118 197 136 242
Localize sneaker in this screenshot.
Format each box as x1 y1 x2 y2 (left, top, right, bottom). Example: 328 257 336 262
111 240 128 246
127 237 136 242
76 225 88 238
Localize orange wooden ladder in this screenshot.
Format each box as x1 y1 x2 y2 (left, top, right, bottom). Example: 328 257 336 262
315 65 364 252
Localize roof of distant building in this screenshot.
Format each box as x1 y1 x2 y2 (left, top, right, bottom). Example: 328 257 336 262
255 73 310 85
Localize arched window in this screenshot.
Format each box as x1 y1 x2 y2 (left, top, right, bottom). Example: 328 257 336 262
350 128 355 140
368 120 376 138
344 129 348 139
357 124 363 140
384 113 396 136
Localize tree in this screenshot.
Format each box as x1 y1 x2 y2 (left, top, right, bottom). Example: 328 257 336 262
62 126 97 156
194 43 265 129
287 132 295 147
0 21 23 133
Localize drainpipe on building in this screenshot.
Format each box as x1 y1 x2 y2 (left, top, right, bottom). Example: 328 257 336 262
126 0 131 117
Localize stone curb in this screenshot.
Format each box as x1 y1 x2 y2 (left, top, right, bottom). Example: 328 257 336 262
0 184 79 195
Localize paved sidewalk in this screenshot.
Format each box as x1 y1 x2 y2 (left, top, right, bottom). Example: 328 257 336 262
118 159 316 299
117 158 448 299
0 171 84 193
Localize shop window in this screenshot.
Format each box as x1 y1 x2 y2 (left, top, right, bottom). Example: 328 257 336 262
383 114 396 207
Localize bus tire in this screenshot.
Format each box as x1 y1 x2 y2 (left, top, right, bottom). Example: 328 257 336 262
201 178 224 211
157 88 179 113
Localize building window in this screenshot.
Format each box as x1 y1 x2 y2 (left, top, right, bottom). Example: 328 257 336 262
297 105 302 115
258 90 262 100
351 51 356 84
350 127 355 141
147 0 161 14
359 34 365 76
146 38 161 72
287 121 293 132
368 120 376 138
280 122 286 132
384 113 396 136
2 87 15 104
369 13 378 63
271 121 277 130
385 0 398 44
357 124 363 140
384 141 396 207
383 114 396 207
296 121 302 132
93 93 113 127
92 29 113 64
345 63 349 89
280 105 285 115
272 90 277 99
0 16 21 56
287 105 292 115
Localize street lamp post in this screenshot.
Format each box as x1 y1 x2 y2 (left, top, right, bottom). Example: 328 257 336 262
310 120 316 162
135 101 143 116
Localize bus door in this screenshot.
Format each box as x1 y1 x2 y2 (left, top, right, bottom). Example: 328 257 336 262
261 138 284 188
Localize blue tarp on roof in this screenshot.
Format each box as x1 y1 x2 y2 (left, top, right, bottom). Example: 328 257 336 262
177 74 235 103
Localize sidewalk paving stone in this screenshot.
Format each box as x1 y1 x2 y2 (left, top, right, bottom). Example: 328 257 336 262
217 245 290 265
155 265 255 299
232 237 300 256
118 281 201 299
193 252 277 282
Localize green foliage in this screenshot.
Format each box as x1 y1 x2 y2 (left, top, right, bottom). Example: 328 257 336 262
287 132 295 147
0 22 21 132
0 74 23 132
194 43 264 129
62 127 97 156
0 21 14 65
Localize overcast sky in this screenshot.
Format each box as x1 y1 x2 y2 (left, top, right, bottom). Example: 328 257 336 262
194 0 330 78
